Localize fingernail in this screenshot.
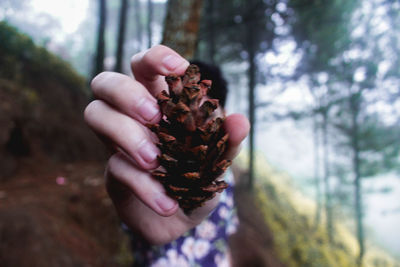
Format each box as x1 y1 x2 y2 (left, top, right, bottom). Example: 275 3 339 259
138 140 159 164
138 98 160 122
162 54 186 71
155 194 176 212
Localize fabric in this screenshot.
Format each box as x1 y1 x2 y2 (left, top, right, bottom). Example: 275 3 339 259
129 170 238 267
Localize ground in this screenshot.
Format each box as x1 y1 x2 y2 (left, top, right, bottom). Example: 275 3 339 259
0 159 132 267
0 160 284 267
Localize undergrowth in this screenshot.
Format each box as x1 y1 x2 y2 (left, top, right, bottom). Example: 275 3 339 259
236 152 399 267
0 21 87 95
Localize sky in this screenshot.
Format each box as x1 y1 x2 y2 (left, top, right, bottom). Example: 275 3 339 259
30 0 166 39
31 0 89 39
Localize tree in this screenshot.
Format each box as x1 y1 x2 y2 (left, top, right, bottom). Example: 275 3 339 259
147 0 153 48
288 0 357 243
93 0 107 78
330 1 400 263
330 58 400 266
198 0 216 63
312 109 322 228
114 0 129 73
162 0 204 59
133 0 143 51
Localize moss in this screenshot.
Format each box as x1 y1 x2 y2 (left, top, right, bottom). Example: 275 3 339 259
255 181 356 267
0 21 106 164
0 21 88 95
236 152 399 267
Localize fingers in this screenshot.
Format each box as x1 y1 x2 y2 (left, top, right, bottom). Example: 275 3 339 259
91 71 161 124
84 100 159 170
106 152 178 217
131 45 189 97
223 113 250 160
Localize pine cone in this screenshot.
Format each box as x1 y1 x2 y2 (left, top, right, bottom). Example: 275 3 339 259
148 64 231 213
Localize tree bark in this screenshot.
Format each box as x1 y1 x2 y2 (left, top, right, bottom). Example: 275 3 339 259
162 0 204 59
206 0 216 64
322 110 334 243
92 0 107 78
246 12 256 190
147 0 153 48
350 95 364 267
313 114 322 228
133 0 143 51
114 0 129 73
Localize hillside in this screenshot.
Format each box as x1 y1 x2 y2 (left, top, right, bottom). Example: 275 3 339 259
0 22 134 266
0 21 105 179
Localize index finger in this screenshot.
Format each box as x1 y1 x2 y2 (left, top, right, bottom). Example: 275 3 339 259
131 45 189 97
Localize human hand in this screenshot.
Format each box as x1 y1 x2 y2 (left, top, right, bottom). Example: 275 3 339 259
84 45 249 245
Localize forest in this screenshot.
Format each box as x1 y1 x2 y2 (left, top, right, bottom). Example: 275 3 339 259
0 0 400 266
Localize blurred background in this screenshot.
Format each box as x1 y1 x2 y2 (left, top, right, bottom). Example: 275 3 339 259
0 0 399 266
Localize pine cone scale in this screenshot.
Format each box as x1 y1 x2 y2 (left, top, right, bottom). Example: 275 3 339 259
148 64 231 213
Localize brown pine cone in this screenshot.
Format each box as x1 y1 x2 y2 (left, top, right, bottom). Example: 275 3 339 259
147 64 231 214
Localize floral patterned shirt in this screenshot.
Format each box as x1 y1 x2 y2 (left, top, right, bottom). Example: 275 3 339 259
129 169 238 267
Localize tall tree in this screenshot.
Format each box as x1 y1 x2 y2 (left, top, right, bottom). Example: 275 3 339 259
312 110 322 228
321 103 333 242
147 0 153 48
93 0 107 78
289 0 357 243
162 0 204 59
331 1 400 263
133 0 143 51
309 80 338 241
203 0 216 64
241 0 282 189
331 58 400 266
114 0 129 73
246 19 256 189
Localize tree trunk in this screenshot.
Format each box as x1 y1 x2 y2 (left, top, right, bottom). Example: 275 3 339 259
246 14 256 190
162 0 204 59
133 0 143 51
313 114 322 228
114 0 129 73
92 0 107 78
206 0 216 64
147 0 153 48
351 96 364 266
322 110 334 243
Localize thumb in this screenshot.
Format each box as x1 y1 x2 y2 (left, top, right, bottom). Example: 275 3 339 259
223 113 250 160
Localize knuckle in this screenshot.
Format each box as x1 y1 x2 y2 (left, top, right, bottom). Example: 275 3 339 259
106 152 128 180
152 44 173 54
107 153 120 175
83 100 103 123
90 71 113 91
130 50 147 68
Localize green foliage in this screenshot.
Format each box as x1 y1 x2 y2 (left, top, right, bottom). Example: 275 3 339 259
289 0 357 73
196 0 287 64
0 21 87 94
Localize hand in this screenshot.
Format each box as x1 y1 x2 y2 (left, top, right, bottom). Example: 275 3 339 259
84 45 250 245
